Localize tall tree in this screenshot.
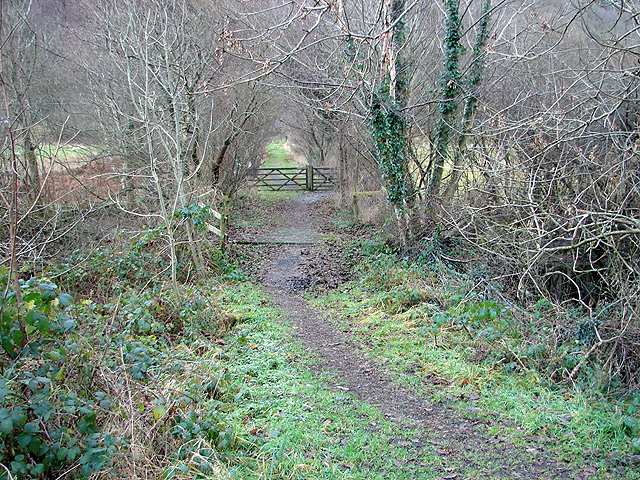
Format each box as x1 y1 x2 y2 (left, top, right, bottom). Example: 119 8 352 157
370 0 417 242
92 0 229 293
0 0 48 205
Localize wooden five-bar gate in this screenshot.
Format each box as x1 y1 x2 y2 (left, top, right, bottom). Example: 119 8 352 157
253 165 336 191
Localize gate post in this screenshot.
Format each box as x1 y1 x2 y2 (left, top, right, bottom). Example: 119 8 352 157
220 196 230 253
306 165 314 191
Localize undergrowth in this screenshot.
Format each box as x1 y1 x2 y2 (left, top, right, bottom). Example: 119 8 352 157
312 237 640 476
3 200 639 479
0 229 247 479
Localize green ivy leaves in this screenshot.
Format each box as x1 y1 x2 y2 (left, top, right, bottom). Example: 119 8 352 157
371 97 412 207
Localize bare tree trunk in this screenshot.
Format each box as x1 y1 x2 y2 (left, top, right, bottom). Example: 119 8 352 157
1 35 26 348
149 157 181 301
185 87 201 176
212 135 232 184
22 126 40 203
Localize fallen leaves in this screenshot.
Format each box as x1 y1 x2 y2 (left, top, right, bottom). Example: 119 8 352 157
436 447 459 456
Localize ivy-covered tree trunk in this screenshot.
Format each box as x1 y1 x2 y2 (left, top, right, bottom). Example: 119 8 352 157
370 0 417 245
443 0 492 200
371 100 413 211
431 0 492 208
429 0 464 200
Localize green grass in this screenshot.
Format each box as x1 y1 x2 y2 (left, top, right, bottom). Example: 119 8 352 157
213 277 639 479
215 283 448 479
38 143 100 161
263 140 295 168
256 190 303 203
307 250 640 479
5 143 100 166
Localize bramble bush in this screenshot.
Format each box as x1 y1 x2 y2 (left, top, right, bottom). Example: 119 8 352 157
0 272 120 479
0 232 246 478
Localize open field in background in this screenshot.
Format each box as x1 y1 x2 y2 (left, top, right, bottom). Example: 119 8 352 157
41 145 120 203
7 143 102 170
1 143 121 204
37 144 102 171
409 141 521 198
263 138 299 168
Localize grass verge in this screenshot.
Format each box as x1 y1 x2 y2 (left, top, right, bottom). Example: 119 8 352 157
308 243 640 478
263 140 295 168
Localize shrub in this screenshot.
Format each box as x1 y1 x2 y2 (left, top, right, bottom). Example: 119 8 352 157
0 272 120 479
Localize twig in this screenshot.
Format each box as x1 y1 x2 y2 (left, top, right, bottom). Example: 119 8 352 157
54 463 80 480
0 463 14 480
569 326 620 381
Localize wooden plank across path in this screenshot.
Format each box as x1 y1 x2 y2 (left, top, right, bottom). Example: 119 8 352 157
253 166 336 191
232 228 320 245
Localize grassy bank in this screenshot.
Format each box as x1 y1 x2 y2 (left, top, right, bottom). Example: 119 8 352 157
0 238 446 479
3 194 638 479
307 237 640 478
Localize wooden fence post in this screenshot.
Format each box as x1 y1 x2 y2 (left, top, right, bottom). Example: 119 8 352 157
220 196 230 253
306 165 314 191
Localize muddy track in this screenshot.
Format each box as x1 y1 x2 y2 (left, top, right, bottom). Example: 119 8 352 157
243 192 605 479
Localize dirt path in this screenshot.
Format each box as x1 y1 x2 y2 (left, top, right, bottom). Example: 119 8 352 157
239 192 602 479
